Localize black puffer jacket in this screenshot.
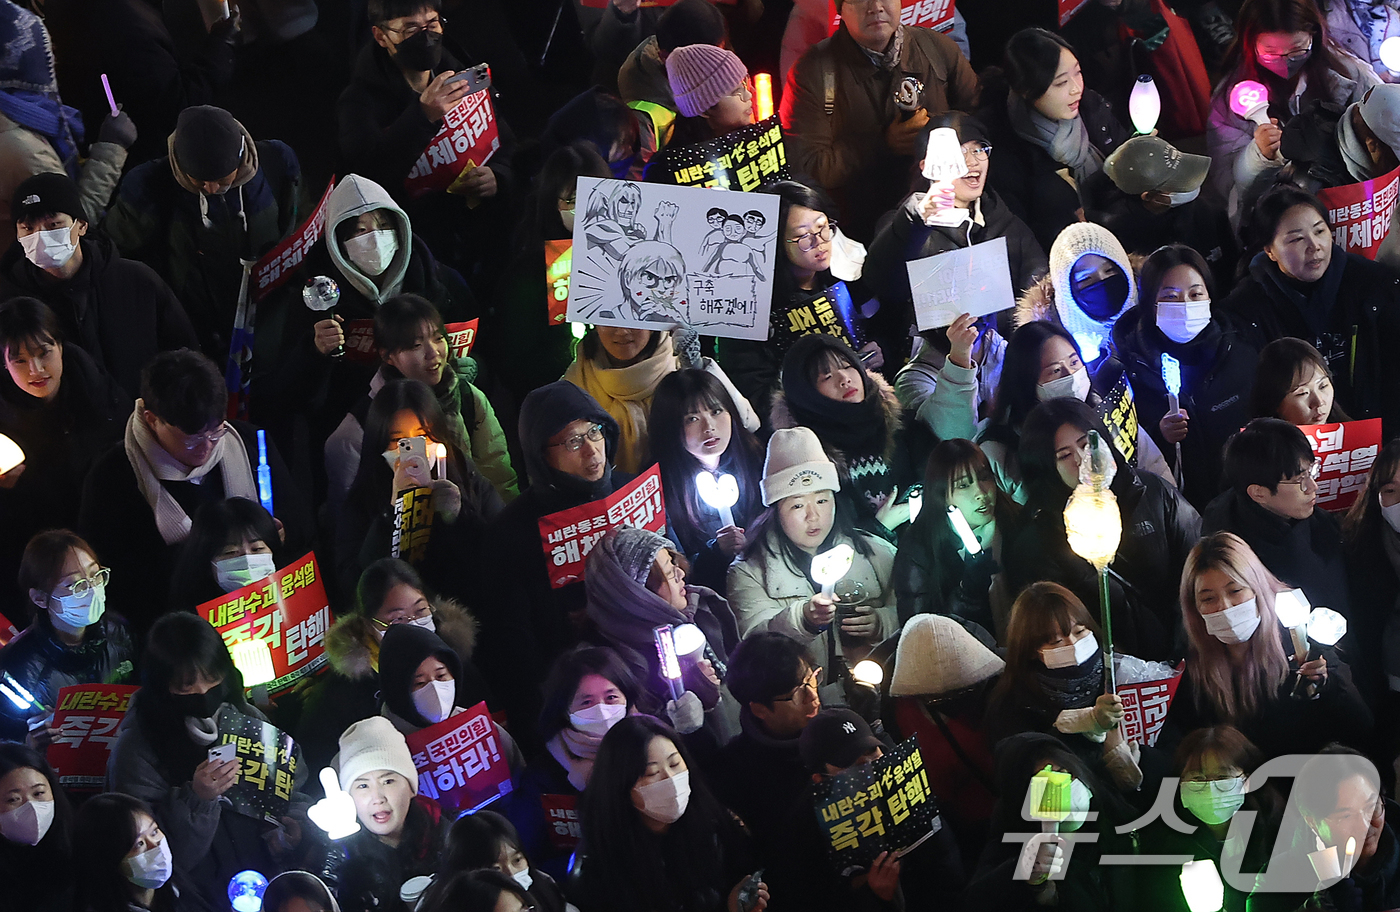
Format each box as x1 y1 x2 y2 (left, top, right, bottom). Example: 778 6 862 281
1113 312 1258 510
0 613 135 741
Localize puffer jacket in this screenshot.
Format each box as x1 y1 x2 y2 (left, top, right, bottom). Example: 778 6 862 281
295 597 478 772
0 613 135 741
727 527 899 669
0 109 126 250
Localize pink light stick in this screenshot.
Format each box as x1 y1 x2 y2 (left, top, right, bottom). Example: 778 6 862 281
1229 81 1270 125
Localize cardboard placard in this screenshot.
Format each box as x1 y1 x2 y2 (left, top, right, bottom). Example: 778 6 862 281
541 793 582 851
1059 0 1090 26
547 240 573 326
1095 375 1141 467
769 281 859 352
199 552 331 695
1117 671 1182 747
811 736 942 873
406 701 514 814
253 178 336 301
908 236 1016 330
46 684 139 790
537 465 667 588
569 177 779 340
1298 418 1383 512
828 0 956 33
664 116 791 192
405 90 500 199
391 486 435 564
446 319 478 360
1316 166 1400 260
342 319 378 364
215 709 299 824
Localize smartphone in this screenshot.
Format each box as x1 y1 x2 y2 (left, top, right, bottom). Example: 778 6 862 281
398 435 429 466
446 63 491 94
208 742 237 764
737 869 764 912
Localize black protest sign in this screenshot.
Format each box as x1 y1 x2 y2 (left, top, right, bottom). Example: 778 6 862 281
666 116 791 192
769 281 860 353
216 708 299 824
1095 375 1140 466
811 736 941 873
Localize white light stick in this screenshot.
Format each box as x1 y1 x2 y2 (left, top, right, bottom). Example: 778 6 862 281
695 471 739 529
920 127 970 227
307 767 360 840
1179 858 1225 912
852 660 884 687
1162 352 1184 493
0 433 24 475
1274 588 1312 658
1129 75 1161 135
948 505 982 555
810 543 855 598
672 623 707 660
1382 36 1400 76
434 443 447 479
907 488 923 524
1306 606 1347 649
653 625 685 701
1345 836 1357 877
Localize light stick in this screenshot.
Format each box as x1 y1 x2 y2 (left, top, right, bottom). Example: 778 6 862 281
948 505 982 555
231 639 275 688
256 429 274 517
1382 36 1400 75
754 73 774 121
1064 430 1121 693
307 767 360 840
1306 606 1347 648
653 625 685 701
907 488 922 524
0 433 24 475
1274 588 1311 659
0 672 44 714
1229 81 1271 126
1129 75 1161 135
1162 353 1184 494
1179 859 1225 912
695 471 739 529
434 443 447 480
920 127 969 227
228 870 268 912
1345 836 1357 877
100 74 118 117
810 543 855 598
851 660 884 687
672 623 707 660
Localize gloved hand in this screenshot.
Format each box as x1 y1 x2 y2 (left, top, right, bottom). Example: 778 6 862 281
1103 739 1143 791
1013 833 1065 885
306 768 359 840
672 325 702 370
958 551 999 603
98 107 137 148
1053 708 1108 742
666 691 704 734
430 478 461 523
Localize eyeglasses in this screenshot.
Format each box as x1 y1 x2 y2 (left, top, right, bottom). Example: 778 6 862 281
1256 40 1312 64
773 666 823 703
59 567 110 596
380 15 446 39
548 424 605 453
1279 459 1322 488
785 221 836 251
372 603 432 629
962 142 993 161
175 424 229 451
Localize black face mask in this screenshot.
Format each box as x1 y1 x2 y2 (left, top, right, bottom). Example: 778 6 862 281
169 683 225 720
392 30 443 73
1073 272 1130 321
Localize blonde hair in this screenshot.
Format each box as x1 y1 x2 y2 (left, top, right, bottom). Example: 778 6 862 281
1180 533 1290 720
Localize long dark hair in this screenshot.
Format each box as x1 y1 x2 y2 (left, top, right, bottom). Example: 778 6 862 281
1135 245 1217 336
1250 337 1350 422
651 370 764 553
1245 179 1332 255
538 645 646 743
1004 28 1077 101
421 869 531 912
355 557 430 618
1344 438 1400 543
1018 397 1128 510
740 488 877 567
760 180 839 297
988 321 1084 436
16 529 98 625
579 715 733 912
168 497 287 609
73 793 175 912
0 742 73 853
441 810 525 877
992 581 1104 712
1219 0 1346 92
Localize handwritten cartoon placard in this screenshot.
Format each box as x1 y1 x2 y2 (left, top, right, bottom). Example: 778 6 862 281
568 177 778 340
907 237 1015 330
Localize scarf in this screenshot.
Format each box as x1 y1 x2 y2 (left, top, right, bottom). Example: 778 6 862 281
781 335 889 458
546 728 604 792
563 332 676 475
856 23 905 71
1034 650 1105 710
1007 91 1104 186
123 399 257 544
0 2 84 176
1251 248 1349 342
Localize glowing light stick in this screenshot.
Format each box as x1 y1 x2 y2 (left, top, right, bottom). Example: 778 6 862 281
1064 431 1121 693
653 625 685 701
920 127 970 227
851 660 884 687
672 623 707 660
1129 75 1161 135
434 443 447 480
1382 36 1400 75
948 505 982 555
810 543 855 598
231 639 275 688
0 433 24 475
0 672 44 714
1345 836 1357 877
1179 859 1225 912
256 429 274 517
695 471 739 529
1229 81 1271 126
307 767 360 839
1274 588 1311 658
100 74 118 118
1162 352 1184 493
228 870 268 912
754 73 774 121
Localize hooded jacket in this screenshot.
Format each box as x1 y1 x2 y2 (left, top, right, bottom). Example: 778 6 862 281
0 233 198 400
104 117 301 358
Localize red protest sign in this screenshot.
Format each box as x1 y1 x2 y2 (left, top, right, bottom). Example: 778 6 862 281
1059 0 1090 25
541 794 581 851
1117 670 1181 747
446 319 478 360
546 240 572 326
253 178 336 301
406 701 514 814
404 90 501 200
199 552 331 694
1298 418 1383 512
47 684 138 789
1316 165 1400 259
829 0 954 32
538 464 667 588
342 319 378 365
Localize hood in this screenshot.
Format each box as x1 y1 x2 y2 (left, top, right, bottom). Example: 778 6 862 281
379 623 464 729
324 173 413 305
262 871 342 912
518 380 621 489
326 597 477 681
167 116 259 196
1047 222 1137 358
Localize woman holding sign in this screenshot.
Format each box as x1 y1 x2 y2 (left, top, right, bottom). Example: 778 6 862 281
1251 337 1350 426
167 497 290 611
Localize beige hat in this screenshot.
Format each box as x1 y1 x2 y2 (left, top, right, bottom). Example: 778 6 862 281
889 614 1004 697
761 427 840 506
336 716 419 793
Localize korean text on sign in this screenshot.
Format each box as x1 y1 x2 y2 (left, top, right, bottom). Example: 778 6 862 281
391 486 435 563
47 684 138 789
253 178 335 299
1298 418 1382 512
541 794 581 851
405 90 500 199
899 0 954 31
199 552 331 694
1317 166 1400 259
546 240 572 326
215 709 299 824
812 736 942 870
445 319 478 360
538 464 668 588
669 117 789 192
1117 670 1182 747
406 701 514 814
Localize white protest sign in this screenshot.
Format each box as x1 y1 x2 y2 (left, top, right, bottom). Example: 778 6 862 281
907 236 1015 330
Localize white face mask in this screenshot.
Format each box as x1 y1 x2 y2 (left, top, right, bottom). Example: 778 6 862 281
405 614 436 631
212 553 276 593
1156 300 1212 344
1179 776 1247 826
344 229 398 277
634 770 691 824
123 839 173 890
413 679 455 724
1167 187 1202 207
1040 632 1099 669
49 583 105 634
1059 778 1094 832
560 208 576 233
1381 497 1400 534
1037 366 1092 403
0 798 54 846
512 869 534 891
1202 598 1260 645
569 701 627 736
19 226 77 270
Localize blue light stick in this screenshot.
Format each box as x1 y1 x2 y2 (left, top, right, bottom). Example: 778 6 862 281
256 429 274 517
1161 353 1184 494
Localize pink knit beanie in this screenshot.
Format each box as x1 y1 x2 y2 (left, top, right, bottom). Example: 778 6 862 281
665 44 748 118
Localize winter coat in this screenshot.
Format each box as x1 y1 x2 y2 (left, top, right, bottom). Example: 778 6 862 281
1346 521 1400 697
978 82 1129 252
295 597 480 773
896 329 1006 441
324 796 446 912
780 23 981 242
0 822 76 912
1245 797 1400 912
0 110 126 250
0 612 134 740
324 363 517 520
1323 0 1400 82
709 708 811 853
104 125 301 360
892 514 1012 638
482 235 579 407
1113 313 1259 510
78 419 309 640
1085 187 1239 290
618 35 673 110
1221 249 1400 438
1206 51 1380 218
727 527 899 669
1005 466 1201 662
0 233 198 400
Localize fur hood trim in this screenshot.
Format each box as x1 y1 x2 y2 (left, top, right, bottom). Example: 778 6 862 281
1013 252 1148 332
769 371 904 460
325 597 478 681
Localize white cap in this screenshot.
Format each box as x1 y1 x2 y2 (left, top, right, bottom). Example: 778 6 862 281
336 716 418 794
761 427 840 506
890 614 1004 697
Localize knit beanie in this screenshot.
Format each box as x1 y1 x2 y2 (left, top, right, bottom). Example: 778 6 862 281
13 171 87 224
596 525 671 586
761 427 840 506
890 615 1004 697
666 44 748 118
173 105 245 181
336 716 419 793
656 0 727 54
1047 222 1137 354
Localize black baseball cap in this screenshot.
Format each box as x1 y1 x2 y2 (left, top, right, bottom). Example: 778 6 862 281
799 708 883 773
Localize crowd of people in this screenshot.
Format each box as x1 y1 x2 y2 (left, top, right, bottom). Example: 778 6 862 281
5 0 1400 908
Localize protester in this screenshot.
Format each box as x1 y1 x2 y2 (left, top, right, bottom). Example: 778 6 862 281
167 497 289 610
0 742 74 912
541 87 657 181
643 45 755 182
896 313 1006 450
1338 82 1400 183
1017 221 1139 369
261 871 341 912
780 0 980 242
420 869 533 912
1251 336 1350 425
72 792 208 912
437 810 572 912
618 0 729 112
0 173 197 399
0 529 134 743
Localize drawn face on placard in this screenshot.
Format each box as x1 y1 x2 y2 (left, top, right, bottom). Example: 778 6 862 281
618 241 688 323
